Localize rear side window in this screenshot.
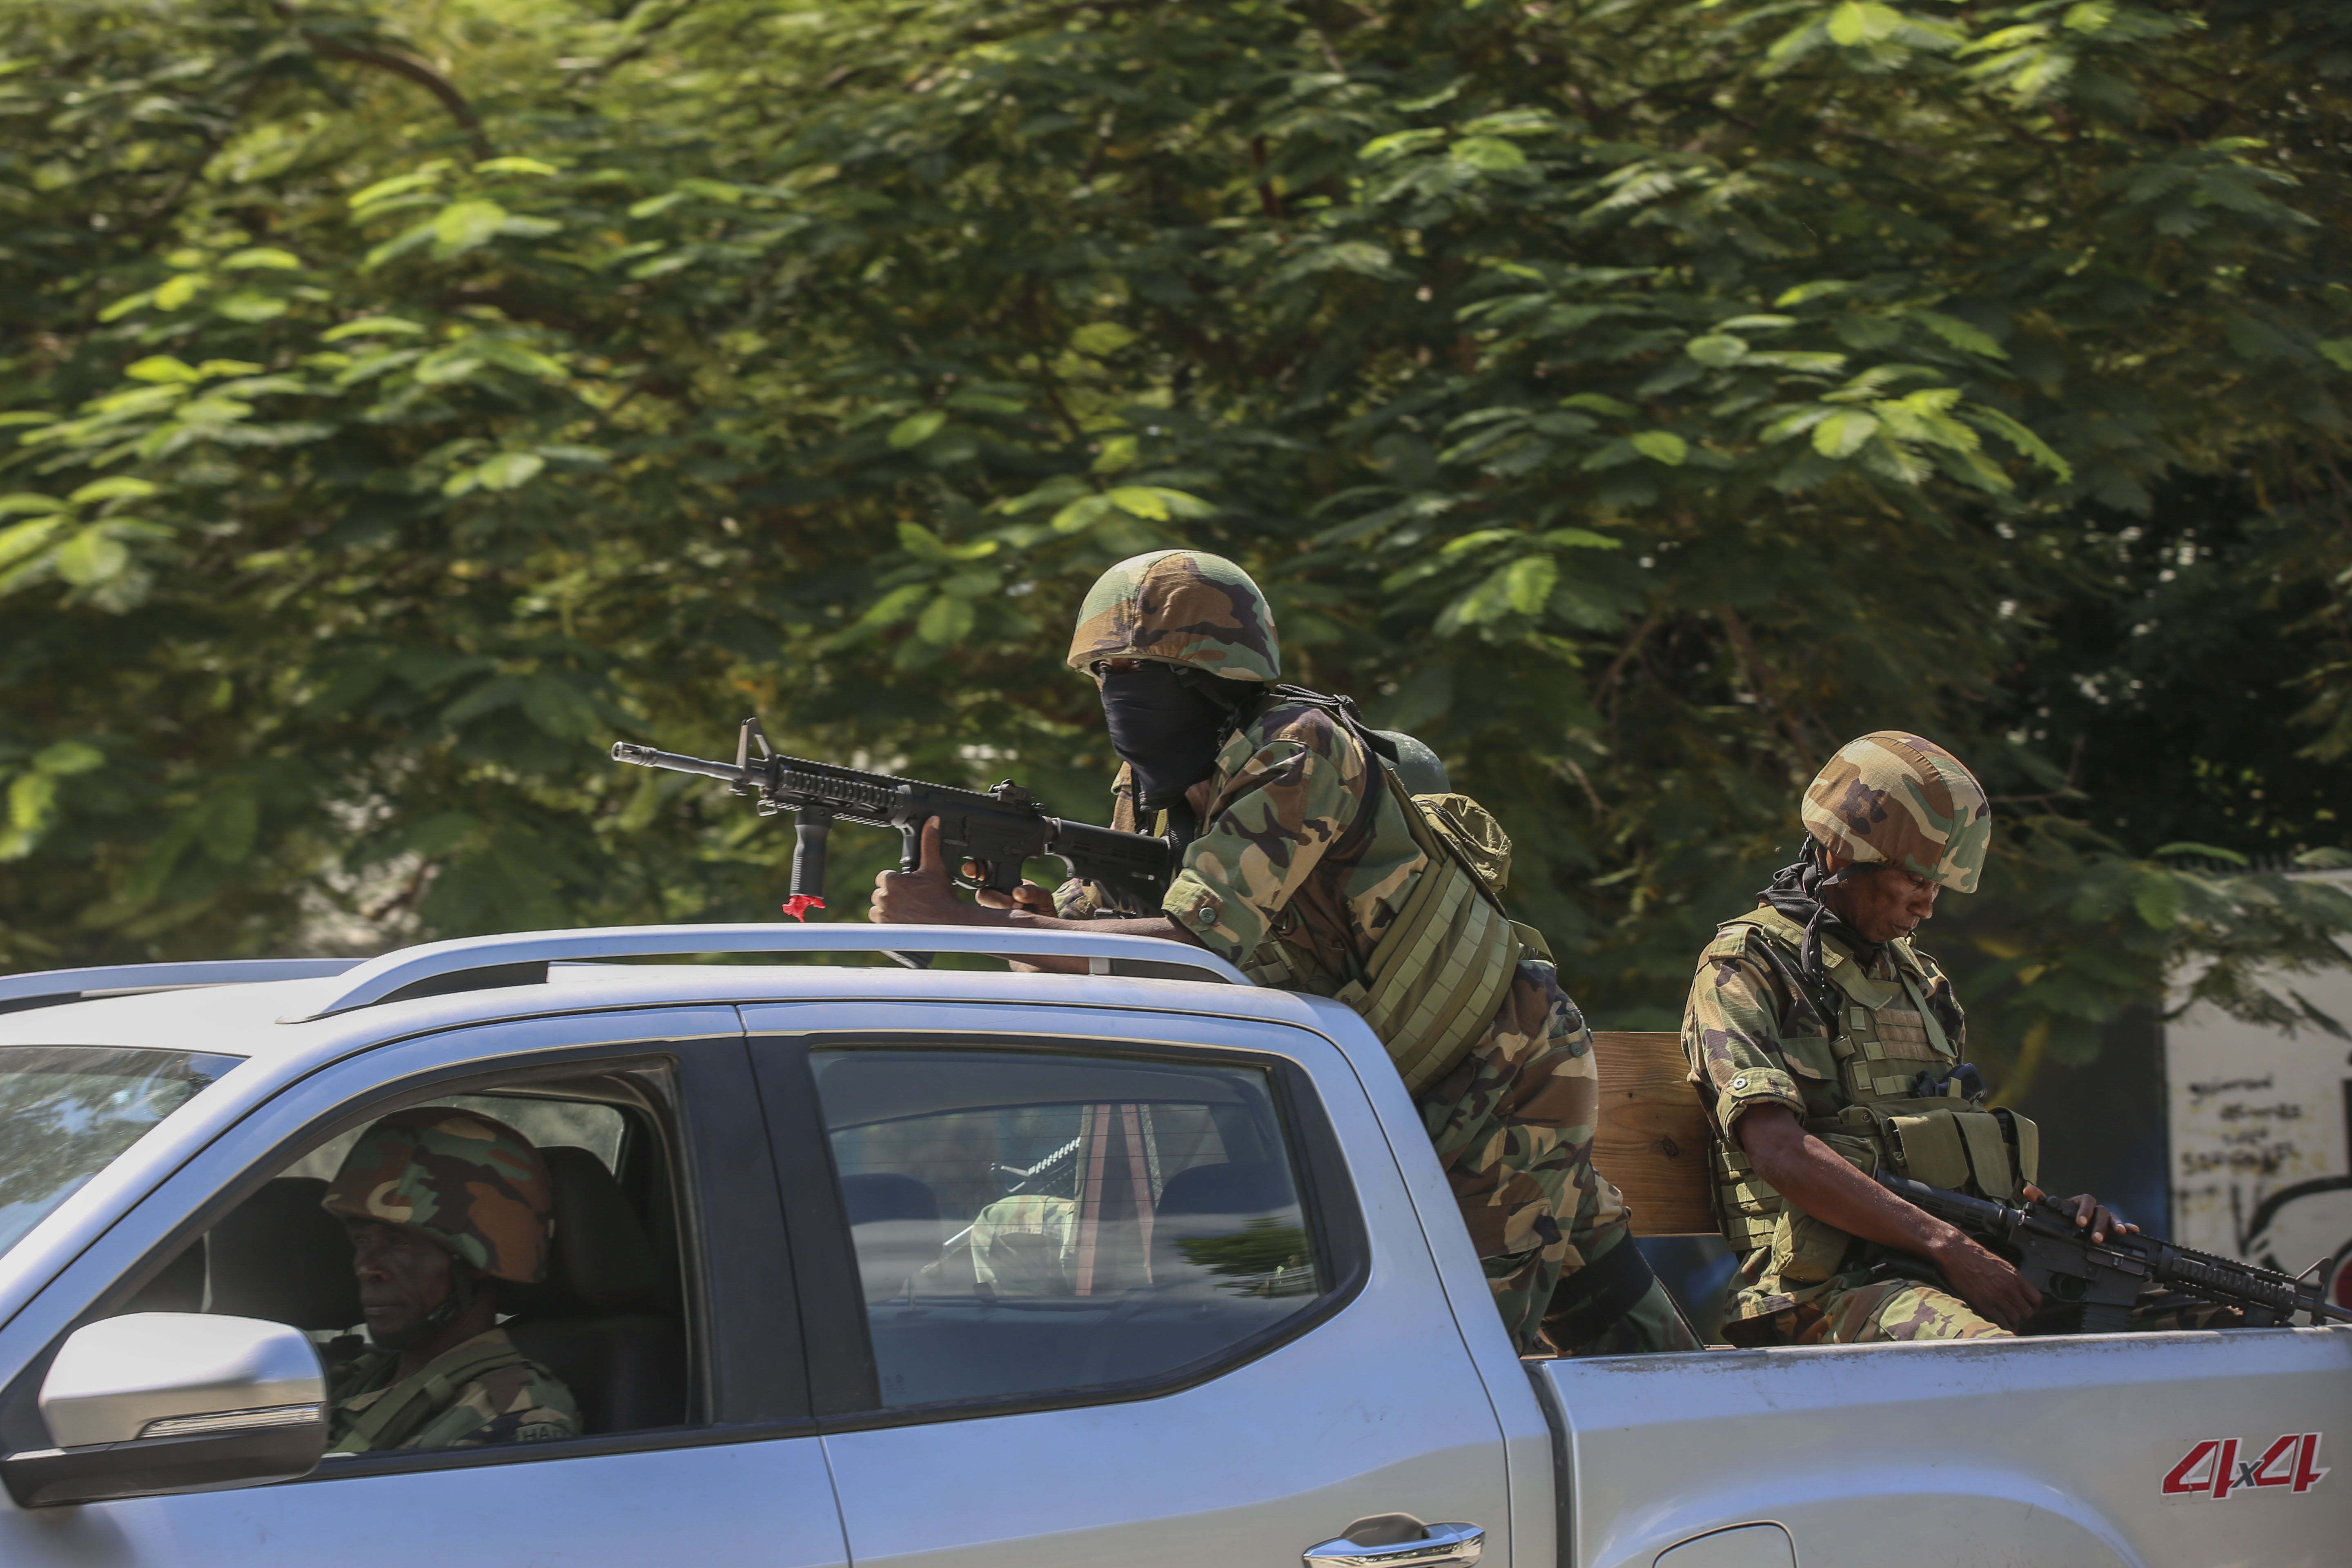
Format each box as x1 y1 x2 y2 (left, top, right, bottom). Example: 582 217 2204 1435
813 1049 1327 1408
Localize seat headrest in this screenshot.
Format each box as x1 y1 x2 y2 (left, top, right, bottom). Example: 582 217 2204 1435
207 1176 363 1330
502 1146 657 1317
842 1172 940 1227
1157 1161 1292 1219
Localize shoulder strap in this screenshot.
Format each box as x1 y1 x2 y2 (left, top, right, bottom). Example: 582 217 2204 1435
1711 909 1841 1045
331 1336 536 1454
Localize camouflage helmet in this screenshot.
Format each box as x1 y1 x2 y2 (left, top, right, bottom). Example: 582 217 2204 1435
1065 549 1280 683
321 1106 555 1284
1801 731 1992 894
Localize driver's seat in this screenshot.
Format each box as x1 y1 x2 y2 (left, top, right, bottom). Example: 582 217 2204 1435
503 1146 685 1434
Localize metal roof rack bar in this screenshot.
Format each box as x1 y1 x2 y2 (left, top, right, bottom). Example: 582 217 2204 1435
0 959 366 1015
282 923 1247 1022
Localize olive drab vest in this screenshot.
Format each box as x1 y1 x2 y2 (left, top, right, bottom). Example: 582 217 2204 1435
326 1334 538 1453
1706 908 2040 1285
1236 756 1544 1097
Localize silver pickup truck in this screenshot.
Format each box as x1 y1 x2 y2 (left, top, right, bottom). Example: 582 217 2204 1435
0 925 2342 1568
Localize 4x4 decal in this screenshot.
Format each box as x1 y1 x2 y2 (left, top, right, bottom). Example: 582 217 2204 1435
2161 1433 2328 1500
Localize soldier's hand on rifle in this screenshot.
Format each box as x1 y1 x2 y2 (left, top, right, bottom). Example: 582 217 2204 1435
1923 1229 2042 1330
964 868 1055 915
2022 1184 2137 1245
871 817 995 926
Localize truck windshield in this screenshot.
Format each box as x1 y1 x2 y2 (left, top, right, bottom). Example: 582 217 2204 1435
0 1046 241 1260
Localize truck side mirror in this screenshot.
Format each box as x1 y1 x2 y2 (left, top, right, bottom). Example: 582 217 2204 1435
2 1312 327 1507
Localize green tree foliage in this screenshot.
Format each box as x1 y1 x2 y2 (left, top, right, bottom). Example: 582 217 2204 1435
3 0 2349 1091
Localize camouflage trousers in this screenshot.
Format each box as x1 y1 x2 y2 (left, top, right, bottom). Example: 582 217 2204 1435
1726 1277 2010 1345
1725 1278 2249 1346
1418 960 1700 1357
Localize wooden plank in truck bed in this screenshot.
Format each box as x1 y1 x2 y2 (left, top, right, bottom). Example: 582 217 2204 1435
1590 1030 1716 1236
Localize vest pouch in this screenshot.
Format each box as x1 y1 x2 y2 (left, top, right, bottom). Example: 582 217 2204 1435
1414 793 1513 895
1889 1111 1976 1191
1882 1105 2028 1202
1998 1108 2041 1190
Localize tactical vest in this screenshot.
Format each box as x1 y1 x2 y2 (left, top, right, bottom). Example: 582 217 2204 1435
1234 738 1543 1096
1705 909 2040 1287
326 1334 539 1454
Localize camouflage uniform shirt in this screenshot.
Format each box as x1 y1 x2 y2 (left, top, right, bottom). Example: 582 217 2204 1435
326 1328 579 1452
1684 906 1983 1338
1062 697 1686 1355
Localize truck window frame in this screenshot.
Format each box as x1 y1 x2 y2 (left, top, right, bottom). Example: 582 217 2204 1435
752 1029 1372 1432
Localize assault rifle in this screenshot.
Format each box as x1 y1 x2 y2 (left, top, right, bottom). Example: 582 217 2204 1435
611 717 1177 920
1876 1171 2352 1334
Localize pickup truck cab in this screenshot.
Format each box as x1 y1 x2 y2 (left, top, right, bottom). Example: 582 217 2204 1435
0 924 2342 1568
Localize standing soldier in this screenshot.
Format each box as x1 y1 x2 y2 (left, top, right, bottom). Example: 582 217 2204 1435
1686 732 2134 1344
871 547 1695 1356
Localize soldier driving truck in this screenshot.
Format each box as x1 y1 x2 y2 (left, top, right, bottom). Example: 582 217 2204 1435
321 1108 578 1451
1687 731 2190 1344
868 547 1697 1356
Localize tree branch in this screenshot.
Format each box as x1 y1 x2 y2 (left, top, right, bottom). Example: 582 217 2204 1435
272 4 492 159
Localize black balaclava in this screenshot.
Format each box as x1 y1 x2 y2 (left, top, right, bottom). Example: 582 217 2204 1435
1757 837 1882 991
1098 662 1245 824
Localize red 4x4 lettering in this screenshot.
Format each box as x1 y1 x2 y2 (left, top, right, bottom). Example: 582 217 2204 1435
2164 1434 2328 1498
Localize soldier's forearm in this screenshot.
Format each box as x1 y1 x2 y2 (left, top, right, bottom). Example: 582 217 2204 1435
1735 1107 1966 1260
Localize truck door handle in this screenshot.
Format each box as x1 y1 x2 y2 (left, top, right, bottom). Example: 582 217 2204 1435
1303 1517 1484 1568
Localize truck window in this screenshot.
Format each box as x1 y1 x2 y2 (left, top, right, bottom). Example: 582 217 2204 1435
0 1045 240 1261
811 1048 1332 1408
120 1079 688 1448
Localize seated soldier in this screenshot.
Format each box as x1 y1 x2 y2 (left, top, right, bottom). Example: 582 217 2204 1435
319 1107 579 1452
1686 733 2136 1345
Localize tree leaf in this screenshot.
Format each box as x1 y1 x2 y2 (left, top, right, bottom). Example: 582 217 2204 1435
32 741 105 775
1684 333 1748 367
916 592 976 645
1828 1 1905 46
431 199 511 259
69 477 158 506
1504 554 1558 613
125 356 203 384
888 411 947 448
2132 869 2185 928
53 527 129 586
1630 431 1688 465
1451 136 1528 172
196 792 257 864
1812 410 1881 457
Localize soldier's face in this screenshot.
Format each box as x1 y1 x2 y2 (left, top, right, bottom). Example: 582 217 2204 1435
346 1218 452 1339
1824 862 1941 944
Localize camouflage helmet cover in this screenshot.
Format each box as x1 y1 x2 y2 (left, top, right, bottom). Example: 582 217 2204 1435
1801 731 1992 893
1064 548 1280 682
321 1106 555 1283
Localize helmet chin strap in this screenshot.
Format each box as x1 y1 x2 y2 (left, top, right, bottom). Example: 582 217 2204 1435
375 1260 479 1354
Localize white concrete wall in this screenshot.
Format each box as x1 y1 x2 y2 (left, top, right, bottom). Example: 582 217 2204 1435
2167 876 2352 1305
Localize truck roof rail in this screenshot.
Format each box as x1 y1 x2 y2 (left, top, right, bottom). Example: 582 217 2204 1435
281 923 1248 1022
0 959 366 1017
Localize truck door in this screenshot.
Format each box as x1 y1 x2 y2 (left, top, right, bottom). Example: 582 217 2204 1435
0 1009 849 1568
745 998 1512 1568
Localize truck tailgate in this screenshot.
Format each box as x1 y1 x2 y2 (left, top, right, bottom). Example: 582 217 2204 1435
1532 1327 2351 1568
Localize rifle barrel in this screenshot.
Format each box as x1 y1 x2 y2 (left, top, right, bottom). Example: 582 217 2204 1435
611 742 750 786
